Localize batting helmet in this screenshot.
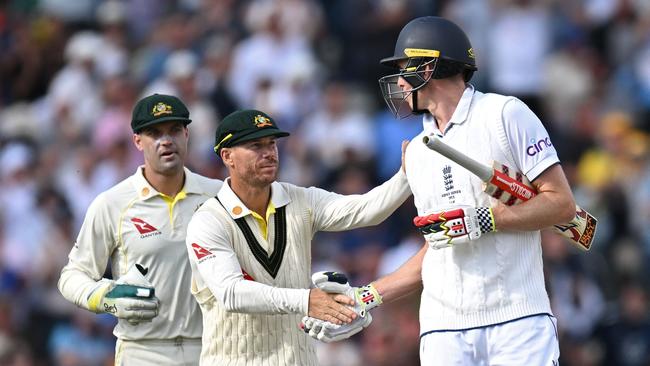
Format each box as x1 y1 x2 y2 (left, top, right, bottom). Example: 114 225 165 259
378 16 477 118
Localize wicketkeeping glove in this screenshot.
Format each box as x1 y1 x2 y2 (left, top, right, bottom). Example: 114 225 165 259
300 271 381 343
86 264 159 325
413 206 496 249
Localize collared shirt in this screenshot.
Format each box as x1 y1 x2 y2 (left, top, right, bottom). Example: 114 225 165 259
185 171 411 365
405 85 558 332
59 166 222 341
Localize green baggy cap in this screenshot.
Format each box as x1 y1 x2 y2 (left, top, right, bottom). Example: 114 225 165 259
131 94 192 133
214 110 290 155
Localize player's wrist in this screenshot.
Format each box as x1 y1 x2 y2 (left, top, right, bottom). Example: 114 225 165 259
354 283 382 314
87 279 114 313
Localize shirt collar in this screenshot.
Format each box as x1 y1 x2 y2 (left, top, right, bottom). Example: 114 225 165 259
422 84 476 134
216 178 291 219
131 166 202 200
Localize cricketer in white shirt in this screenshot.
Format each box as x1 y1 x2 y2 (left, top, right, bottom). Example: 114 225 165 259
186 170 411 366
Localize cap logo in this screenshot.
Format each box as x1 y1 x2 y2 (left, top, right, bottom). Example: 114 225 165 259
152 102 173 117
254 115 273 128
404 48 440 58
468 48 475 59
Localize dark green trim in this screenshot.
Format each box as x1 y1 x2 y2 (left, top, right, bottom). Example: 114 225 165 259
216 198 287 278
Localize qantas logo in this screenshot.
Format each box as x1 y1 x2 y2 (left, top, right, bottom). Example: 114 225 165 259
131 218 161 238
191 243 213 260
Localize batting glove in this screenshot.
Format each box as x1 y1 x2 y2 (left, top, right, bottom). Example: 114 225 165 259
86 264 159 325
301 271 381 343
413 206 496 249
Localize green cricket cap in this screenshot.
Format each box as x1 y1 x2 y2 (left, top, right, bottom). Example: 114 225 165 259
131 94 192 133
214 109 290 155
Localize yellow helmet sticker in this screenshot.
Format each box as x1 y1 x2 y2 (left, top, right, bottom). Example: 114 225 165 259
468 48 475 59
404 48 440 58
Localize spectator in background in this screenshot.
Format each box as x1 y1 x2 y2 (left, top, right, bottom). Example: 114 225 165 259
143 50 218 174
227 0 316 108
298 80 375 174
597 280 650 366
487 0 551 126
43 31 104 142
374 110 421 181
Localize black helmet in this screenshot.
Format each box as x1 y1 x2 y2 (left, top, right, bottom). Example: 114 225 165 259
378 16 477 118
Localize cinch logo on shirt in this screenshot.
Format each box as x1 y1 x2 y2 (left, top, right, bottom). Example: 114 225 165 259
131 218 161 238
191 243 213 261
526 137 553 156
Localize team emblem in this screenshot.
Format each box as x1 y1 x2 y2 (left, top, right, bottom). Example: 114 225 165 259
152 102 173 117
443 165 454 191
468 48 475 59
254 115 273 128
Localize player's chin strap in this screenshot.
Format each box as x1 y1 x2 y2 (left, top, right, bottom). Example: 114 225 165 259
411 89 428 115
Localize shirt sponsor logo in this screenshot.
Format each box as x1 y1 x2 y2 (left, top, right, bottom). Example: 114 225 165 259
191 243 213 261
131 218 161 238
526 137 553 156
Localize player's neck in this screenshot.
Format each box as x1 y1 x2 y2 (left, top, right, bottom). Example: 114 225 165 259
228 178 271 217
427 81 465 133
143 167 185 197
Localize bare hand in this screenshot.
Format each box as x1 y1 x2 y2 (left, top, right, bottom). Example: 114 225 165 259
308 288 356 325
401 140 410 173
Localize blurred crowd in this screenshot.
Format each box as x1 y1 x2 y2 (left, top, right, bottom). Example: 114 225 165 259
0 0 649 365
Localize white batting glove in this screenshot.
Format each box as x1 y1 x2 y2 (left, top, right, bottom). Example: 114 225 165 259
301 271 381 343
302 312 372 343
413 206 496 249
86 264 159 325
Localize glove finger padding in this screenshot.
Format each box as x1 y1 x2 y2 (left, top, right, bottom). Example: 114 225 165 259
307 312 373 343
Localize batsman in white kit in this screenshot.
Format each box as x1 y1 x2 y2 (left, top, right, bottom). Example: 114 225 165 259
302 16 590 365
185 109 411 365
58 94 223 365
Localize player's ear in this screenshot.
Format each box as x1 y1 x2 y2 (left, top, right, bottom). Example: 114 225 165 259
221 148 233 167
133 133 144 151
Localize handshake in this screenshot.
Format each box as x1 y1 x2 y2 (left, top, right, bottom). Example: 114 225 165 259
301 271 381 343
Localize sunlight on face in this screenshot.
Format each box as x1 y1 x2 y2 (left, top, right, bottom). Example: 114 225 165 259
225 136 279 188
133 121 189 176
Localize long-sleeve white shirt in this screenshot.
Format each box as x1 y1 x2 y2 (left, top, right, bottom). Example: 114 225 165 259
186 170 410 365
58 166 222 341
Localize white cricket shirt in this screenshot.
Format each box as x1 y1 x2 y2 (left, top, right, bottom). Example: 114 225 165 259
405 85 559 332
186 170 410 365
58 166 222 340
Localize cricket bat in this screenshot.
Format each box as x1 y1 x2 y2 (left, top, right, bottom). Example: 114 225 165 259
422 135 597 251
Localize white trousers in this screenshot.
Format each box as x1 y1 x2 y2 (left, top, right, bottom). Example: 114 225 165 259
115 337 201 366
420 314 559 366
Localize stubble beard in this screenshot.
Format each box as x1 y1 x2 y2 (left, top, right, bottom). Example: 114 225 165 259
243 164 278 189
